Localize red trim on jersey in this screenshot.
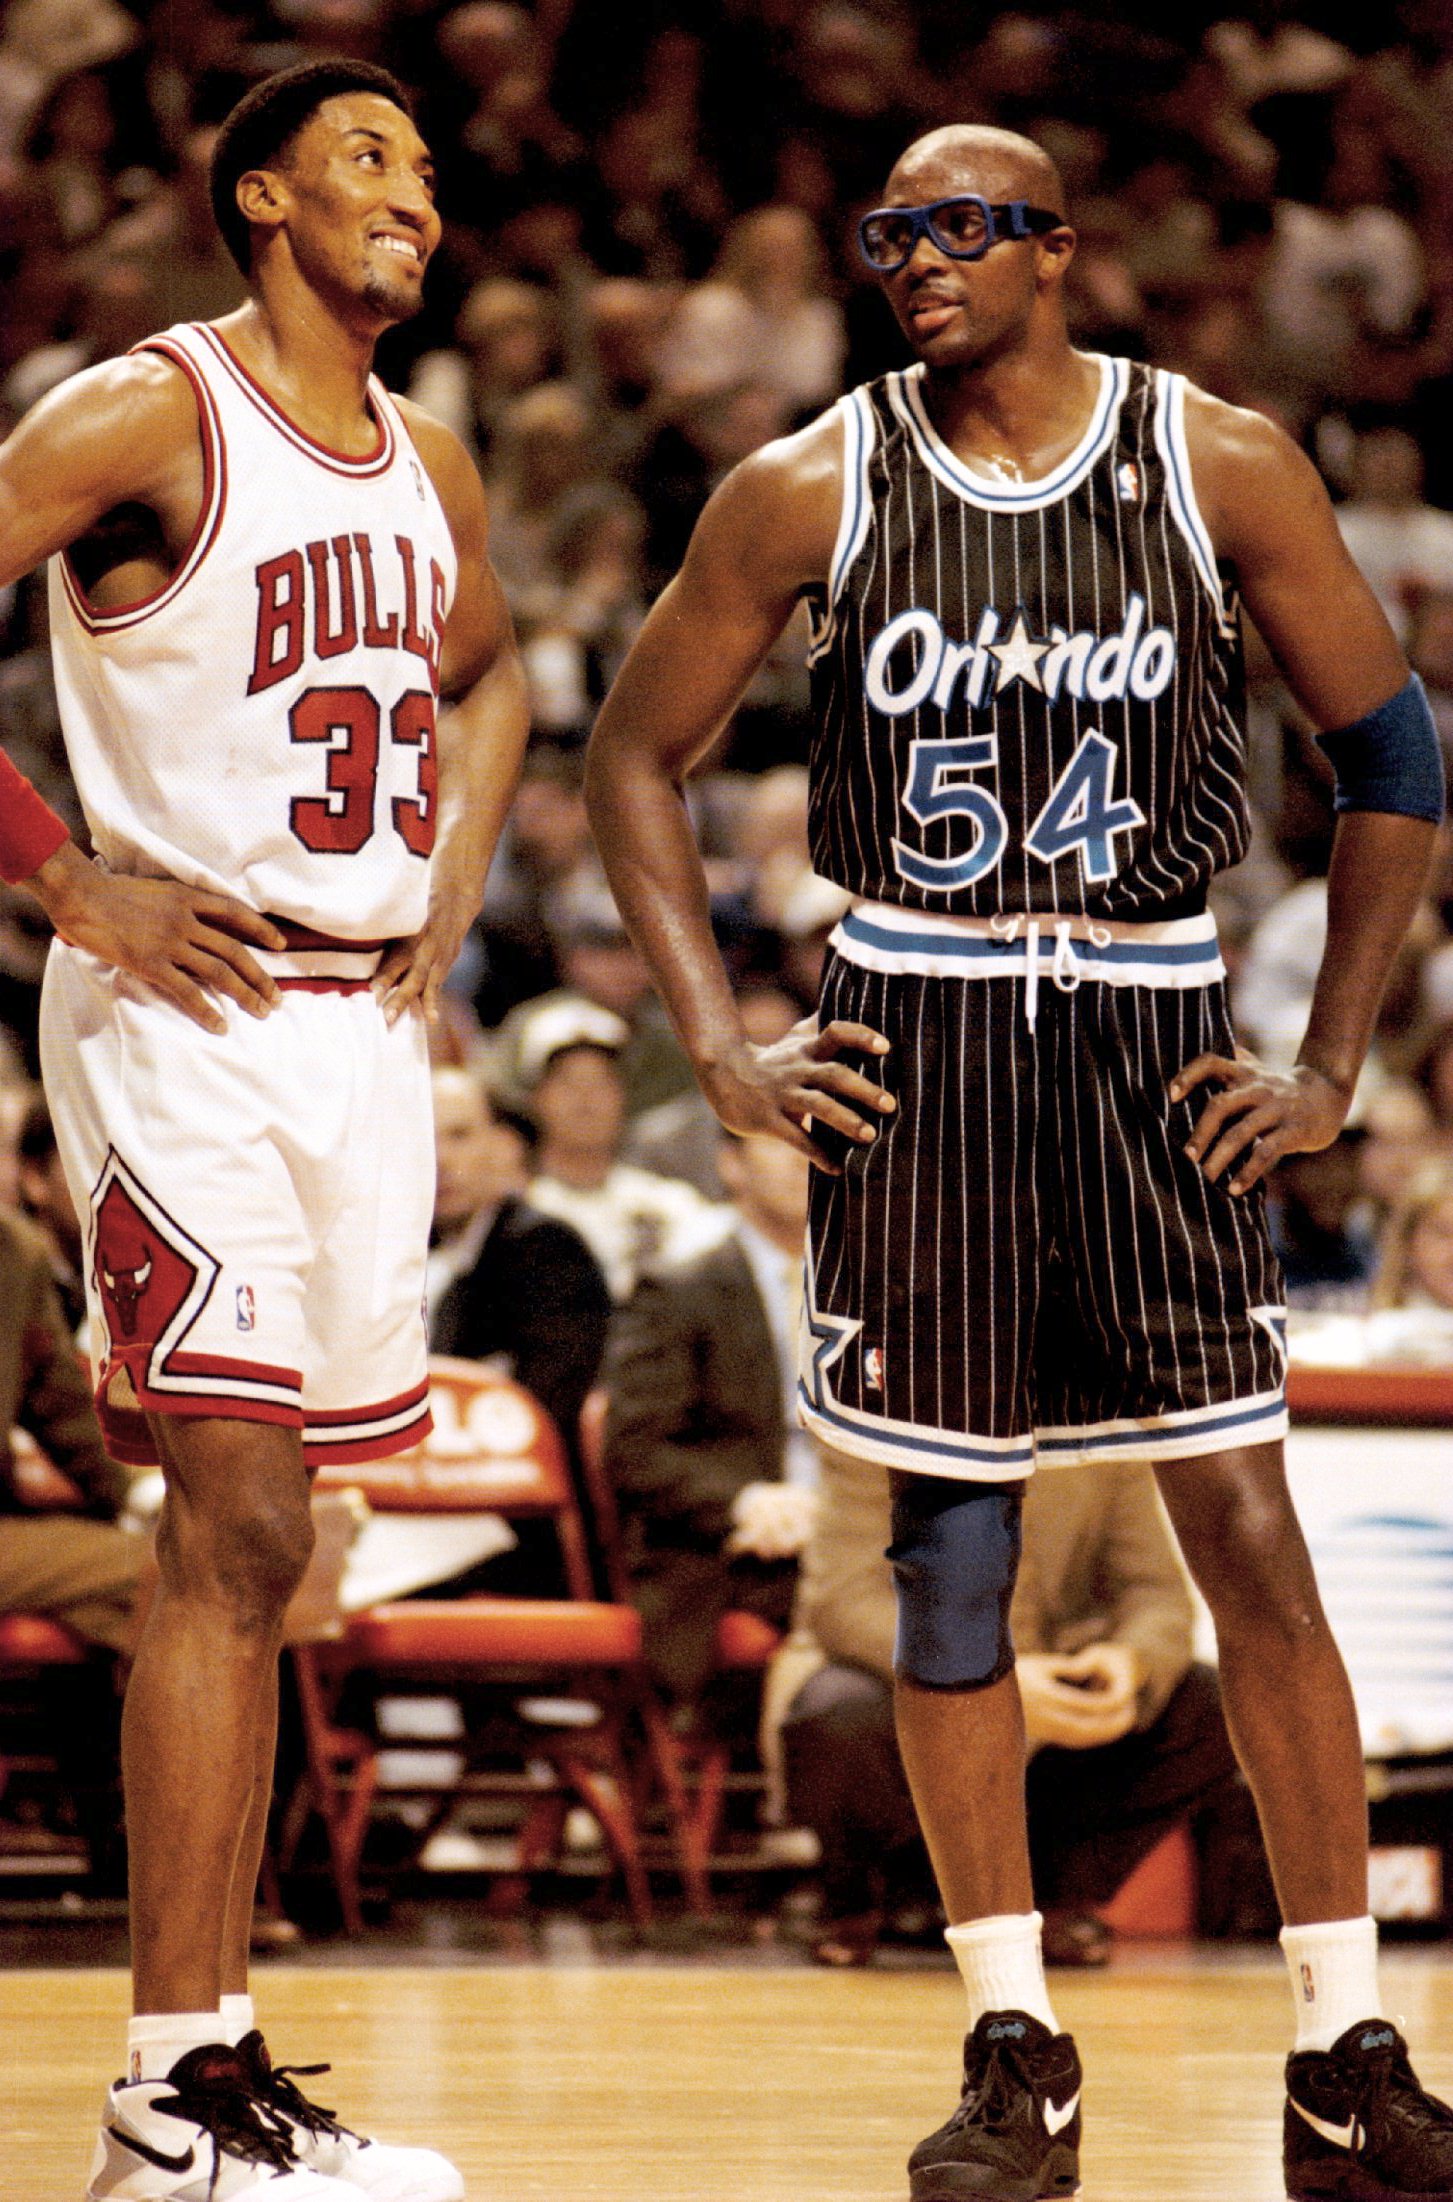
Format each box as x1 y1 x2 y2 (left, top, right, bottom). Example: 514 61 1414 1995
274 977 376 994
0 751 69 883
303 1407 433 1468
267 919 392 952
199 325 395 477
58 340 228 634
305 1381 430 1429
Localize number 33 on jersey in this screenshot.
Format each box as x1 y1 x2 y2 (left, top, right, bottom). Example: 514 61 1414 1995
47 319 457 943
805 355 1248 921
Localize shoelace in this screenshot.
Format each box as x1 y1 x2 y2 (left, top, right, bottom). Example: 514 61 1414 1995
263 2057 366 2149
153 2077 298 2198
948 2036 1040 2135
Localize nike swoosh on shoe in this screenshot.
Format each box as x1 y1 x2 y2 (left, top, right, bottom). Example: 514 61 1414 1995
1044 2093 1080 2136
1292 2101 1363 2152
106 2123 197 2175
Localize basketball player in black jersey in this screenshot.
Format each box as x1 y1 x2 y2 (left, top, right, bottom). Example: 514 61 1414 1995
587 125 1450 2202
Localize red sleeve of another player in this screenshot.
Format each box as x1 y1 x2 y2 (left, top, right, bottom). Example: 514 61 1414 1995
0 748 69 883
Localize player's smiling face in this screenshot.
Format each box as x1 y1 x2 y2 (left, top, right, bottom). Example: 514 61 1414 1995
873 149 1066 371
273 92 440 327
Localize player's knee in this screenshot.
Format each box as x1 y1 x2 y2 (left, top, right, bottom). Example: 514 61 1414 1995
165 1482 315 1627
888 1473 1023 1691
1177 1477 1322 1646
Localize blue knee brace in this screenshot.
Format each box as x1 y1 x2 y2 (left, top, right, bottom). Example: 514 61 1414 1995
889 1473 1024 1691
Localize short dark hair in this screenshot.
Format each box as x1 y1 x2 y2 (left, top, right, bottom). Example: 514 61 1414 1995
209 59 415 275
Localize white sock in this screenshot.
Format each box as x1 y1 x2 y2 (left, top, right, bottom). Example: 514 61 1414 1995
1280 1915 1381 2052
219 1993 256 2046
945 1912 1059 2034
126 2012 228 2085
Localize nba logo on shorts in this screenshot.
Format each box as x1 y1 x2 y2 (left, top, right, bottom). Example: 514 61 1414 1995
236 1283 256 1333
864 1345 885 1391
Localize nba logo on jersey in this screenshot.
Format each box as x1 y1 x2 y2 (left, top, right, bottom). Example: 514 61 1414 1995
864 1345 885 1391
1117 460 1140 503
236 1284 256 1333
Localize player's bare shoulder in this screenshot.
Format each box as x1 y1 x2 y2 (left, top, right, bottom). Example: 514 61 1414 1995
1179 382 1329 571
685 402 847 609
0 348 207 579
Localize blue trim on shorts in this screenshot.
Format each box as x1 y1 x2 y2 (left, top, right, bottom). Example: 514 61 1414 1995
1035 1389 1288 1458
839 911 1222 969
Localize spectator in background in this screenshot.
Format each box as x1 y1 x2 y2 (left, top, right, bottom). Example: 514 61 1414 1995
493 870 695 1116
468 743 593 1027
660 204 845 417
1262 129 1426 425
1359 1079 1445 1219
1336 428 1453 646
1371 1154 1453 1316
580 276 676 477
408 277 560 467
485 379 600 609
626 982 803 1200
516 483 647 740
520 1000 717 1300
767 1449 1268 1969
1267 1135 1378 1310
0 1204 144 1655
17 1093 84 1333
602 1130 814 1710
427 1063 610 1451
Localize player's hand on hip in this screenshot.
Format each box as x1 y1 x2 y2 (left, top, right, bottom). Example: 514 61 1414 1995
372 880 473 1027
1170 1048 1349 1194
700 1012 894 1172
34 847 285 1033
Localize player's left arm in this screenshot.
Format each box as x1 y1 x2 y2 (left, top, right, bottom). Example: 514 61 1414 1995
1172 392 1444 1192
373 401 529 1025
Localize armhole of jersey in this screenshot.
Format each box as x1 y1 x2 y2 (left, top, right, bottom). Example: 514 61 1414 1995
373 379 460 612
1153 371 1237 641
57 338 227 637
806 388 876 665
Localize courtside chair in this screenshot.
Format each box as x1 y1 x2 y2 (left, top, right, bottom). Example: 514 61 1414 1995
576 1388 783 1894
286 1358 706 1933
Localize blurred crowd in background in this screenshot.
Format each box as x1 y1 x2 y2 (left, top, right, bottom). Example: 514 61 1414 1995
2 0 1453 1358
2 0 1453 1938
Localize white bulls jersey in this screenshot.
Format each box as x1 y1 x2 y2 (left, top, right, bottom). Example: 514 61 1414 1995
47 319 458 941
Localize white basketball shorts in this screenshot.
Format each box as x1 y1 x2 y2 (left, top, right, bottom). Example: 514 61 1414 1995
40 928 434 1469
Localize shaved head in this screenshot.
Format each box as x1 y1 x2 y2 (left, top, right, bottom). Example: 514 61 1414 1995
885 125 1066 216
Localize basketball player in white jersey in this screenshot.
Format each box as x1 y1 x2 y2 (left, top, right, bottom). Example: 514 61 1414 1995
0 60 528 2201
585 127 1452 2201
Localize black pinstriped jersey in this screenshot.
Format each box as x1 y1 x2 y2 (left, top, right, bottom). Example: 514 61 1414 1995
804 355 1249 921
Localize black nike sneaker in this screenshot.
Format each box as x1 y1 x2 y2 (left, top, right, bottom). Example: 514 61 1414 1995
86 2039 366 2198
1285 2018 1453 2200
908 2010 1082 2201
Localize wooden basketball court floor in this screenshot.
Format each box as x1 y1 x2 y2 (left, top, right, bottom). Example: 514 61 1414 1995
4 1949 1450 2200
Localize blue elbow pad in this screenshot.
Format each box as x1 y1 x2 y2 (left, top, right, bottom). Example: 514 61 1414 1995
1316 675 1446 825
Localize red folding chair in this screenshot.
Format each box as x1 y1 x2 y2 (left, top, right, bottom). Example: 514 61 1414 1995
285 1359 706 1931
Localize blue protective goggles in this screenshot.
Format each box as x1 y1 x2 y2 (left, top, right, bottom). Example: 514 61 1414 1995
857 195 1062 274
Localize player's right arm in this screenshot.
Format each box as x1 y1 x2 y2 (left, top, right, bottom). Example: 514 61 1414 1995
0 357 285 1031
585 413 894 1168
